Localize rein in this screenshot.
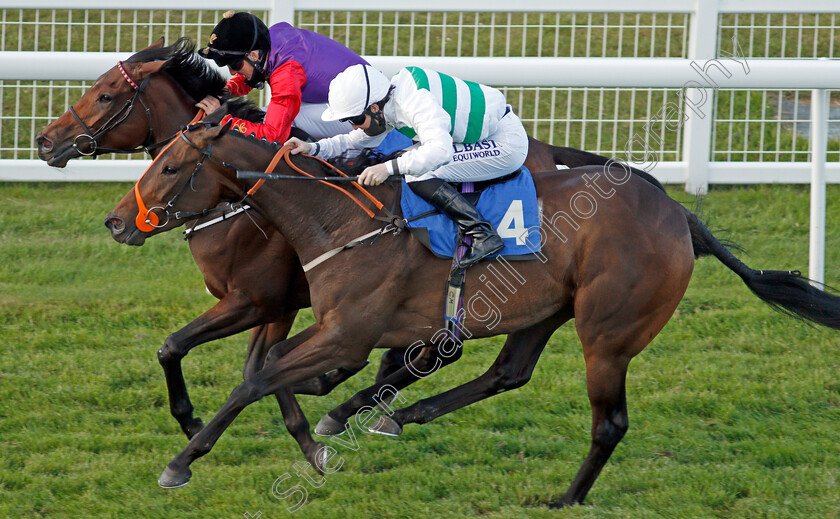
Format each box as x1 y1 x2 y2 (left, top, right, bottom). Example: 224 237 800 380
134 124 403 261
243 146 388 219
238 147 408 272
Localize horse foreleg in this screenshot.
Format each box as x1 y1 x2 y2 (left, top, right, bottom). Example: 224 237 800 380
248 323 375 473
245 324 333 471
288 361 369 396
158 290 267 439
272 349 402 471
158 322 358 488
273 387 332 475
374 313 569 436
286 347 404 396
375 348 409 381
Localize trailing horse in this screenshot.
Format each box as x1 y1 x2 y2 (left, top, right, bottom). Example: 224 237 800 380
37 37 671 453
106 120 840 504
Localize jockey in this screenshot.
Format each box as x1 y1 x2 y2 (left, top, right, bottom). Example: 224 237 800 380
285 64 528 268
196 11 367 142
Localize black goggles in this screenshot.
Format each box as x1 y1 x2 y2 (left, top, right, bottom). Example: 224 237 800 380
228 57 247 72
340 113 367 125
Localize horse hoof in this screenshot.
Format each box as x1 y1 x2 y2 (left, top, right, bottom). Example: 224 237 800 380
305 442 329 475
547 497 578 509
314 414 347 436
184 418 204 439
158 465 192 488
368 415 402 437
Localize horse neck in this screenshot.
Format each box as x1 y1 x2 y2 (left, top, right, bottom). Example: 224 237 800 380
221 139 392 263
147 75 200 159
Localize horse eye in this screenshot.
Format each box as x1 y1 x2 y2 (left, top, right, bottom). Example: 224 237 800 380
162 165 178 175
98 94 112 103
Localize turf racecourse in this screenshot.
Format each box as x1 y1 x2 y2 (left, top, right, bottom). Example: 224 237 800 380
1 181 838 519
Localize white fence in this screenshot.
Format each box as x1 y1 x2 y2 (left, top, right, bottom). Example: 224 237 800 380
0 0 837 279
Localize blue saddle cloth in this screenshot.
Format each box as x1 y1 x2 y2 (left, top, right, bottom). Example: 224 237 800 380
373 130 414 156
400 167 542 260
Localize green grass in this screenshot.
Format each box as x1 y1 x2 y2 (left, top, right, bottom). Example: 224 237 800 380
0 182 839 518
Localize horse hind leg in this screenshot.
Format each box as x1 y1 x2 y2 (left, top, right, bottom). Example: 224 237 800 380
375 311 571 435
315 342 464 436
551 312 672 507
549 354 630 508
552 249 692 507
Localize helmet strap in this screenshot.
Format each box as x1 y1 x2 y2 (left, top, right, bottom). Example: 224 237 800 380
361 65 371 110
241 15 267 89
243 51 267 89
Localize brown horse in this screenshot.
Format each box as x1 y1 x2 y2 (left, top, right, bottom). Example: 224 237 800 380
38 38 668 448
106 120 840 505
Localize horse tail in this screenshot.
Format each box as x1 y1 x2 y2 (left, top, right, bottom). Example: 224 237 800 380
684 208 840 330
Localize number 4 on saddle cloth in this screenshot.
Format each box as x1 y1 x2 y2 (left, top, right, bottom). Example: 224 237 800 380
399 166 543 261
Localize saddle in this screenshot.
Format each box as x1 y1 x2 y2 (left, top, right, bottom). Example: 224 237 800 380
399 166 542 261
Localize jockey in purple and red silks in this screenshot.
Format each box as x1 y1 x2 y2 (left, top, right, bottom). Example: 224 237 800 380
197 11 368 143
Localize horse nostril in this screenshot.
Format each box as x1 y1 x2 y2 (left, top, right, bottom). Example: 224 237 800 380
105 216 125 234
36 135 53 151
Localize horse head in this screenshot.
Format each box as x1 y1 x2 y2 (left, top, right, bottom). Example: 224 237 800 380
36 39 172 167
37 35 238 168
105 120 239 245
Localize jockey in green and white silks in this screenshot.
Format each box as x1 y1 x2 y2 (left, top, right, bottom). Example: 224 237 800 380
285 64 528 268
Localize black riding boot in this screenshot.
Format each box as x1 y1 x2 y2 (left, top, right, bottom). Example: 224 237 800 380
409 178 505 268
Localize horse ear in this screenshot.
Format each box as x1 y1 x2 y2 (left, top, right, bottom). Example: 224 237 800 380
217 119 234 138
148 37 165 49
203 101 230 125
133 59 168 80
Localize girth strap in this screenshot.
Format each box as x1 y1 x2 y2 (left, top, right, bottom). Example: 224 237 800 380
302 223 400 272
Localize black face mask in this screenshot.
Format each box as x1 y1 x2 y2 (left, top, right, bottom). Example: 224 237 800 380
363 108 388 136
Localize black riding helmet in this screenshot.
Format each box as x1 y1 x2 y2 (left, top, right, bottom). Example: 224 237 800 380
199 11 270 88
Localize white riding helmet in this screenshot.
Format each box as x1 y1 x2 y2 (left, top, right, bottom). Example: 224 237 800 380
321 64 391 121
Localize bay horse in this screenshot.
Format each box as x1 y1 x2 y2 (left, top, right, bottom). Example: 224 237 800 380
106 119 840 505
37 38 671 454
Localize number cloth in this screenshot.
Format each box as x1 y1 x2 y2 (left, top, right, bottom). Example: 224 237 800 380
400 168 541 258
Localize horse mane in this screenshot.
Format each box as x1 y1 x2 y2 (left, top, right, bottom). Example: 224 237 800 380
126 37 264 123
226 127 286 153
217 98 266 124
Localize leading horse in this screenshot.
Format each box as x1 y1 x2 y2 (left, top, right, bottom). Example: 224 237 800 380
37 37 671 455
106 119 840 505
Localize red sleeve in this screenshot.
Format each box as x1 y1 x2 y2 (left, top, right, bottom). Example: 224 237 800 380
225 74 252 97
221 60 307 143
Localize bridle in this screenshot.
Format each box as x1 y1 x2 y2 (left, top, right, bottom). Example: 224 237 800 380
65 61 173 158
134 123 245 232
133 123 398 234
